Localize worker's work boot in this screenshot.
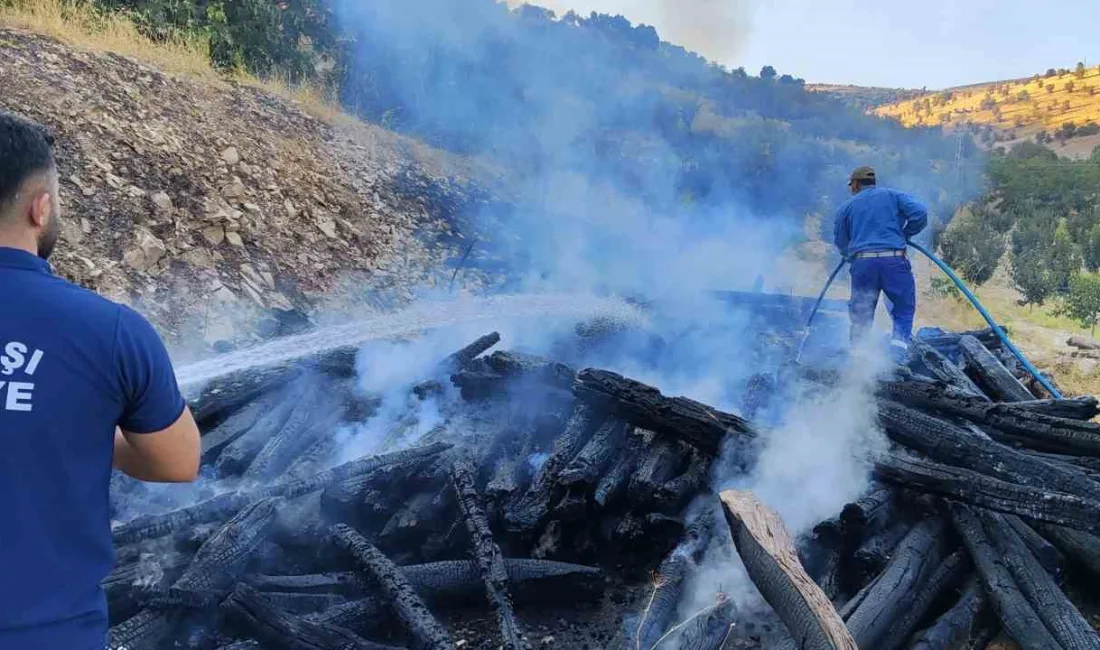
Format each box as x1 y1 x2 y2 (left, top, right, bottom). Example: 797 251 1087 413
889 338 910 366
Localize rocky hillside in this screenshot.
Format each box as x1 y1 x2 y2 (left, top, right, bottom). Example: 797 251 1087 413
0 26 484 355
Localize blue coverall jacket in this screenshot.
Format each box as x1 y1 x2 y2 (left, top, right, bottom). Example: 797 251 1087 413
833 187 929 346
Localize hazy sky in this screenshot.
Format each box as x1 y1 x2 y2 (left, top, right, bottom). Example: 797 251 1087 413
509 1 1100 89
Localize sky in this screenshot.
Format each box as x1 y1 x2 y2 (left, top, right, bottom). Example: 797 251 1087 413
506 0 1100 89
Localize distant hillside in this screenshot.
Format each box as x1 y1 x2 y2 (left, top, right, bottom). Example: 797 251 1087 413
876 63 1100 158
807 84 922 112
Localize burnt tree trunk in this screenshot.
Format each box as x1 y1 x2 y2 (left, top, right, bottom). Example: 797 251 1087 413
451 460 530 650
719 490 856 650
908 575 986 650
874 453 1100 530
1035 522 1100 577
958 335 1034 402
330 524 452 650
910 338 987 399
574 368 757 456
877 550 970 650
948 503 1062 650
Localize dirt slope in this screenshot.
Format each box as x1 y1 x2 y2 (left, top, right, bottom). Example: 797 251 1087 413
0 27 483 351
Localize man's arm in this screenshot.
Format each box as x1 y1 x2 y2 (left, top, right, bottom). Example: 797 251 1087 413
898 191 929 238
113 307 200 483
833 205 850 256
114 410 199 482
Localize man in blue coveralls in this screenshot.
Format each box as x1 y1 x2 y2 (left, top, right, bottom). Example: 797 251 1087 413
833 166 929 362
0 111 201 648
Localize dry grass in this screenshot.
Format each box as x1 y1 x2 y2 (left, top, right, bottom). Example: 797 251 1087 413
876 65 1100 146
0 0 345 122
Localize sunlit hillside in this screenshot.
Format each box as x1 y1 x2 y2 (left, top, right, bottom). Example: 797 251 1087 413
876 63 1100 158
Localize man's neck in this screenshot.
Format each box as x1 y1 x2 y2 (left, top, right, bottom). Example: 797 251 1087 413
0 231 37 256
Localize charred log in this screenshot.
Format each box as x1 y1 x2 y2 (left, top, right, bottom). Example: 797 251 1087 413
877 550 969 650
1035 523 1100 577
574 368 757 456
910 338 987 399
655 452 711 513
484 350 577 390
628 436 686 509
849 520 911 589
843 517 950 650
874 453 1100 530
557 419 628 487
908 576 986 650
107 608 181 650
840 485 896 544
979 511 1099 650
112 492 251 545
719 490 856 650
438 332 501 374
256 592 349 616
958 335 1034 402
220 583 399 650
215 395 300 477
244 398 343 482
1011 396 1100 420
948 503 1062 650
1025 450 1100 475
330 524 452 650
505 401 605 534
451 459 530 650
877 401 1100 502
740 372 776 420
593 431 644 508
201 396 271 464
1004 515 1062 577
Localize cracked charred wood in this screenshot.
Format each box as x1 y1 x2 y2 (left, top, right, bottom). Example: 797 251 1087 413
804 520 845 602
260 442 454 501
878 401 1100 502
379 485 454 554
1003 515 1062 577
878 550 970 650
980 511 1100 650
451 370 510 400
484 350 577 390
216 395 300 477
557 419 628 487
718 490 856 650
881 381 1100 457
166 497 280 603
614 510 716 650
104 551 192 624
248 572 369 596
1035 523 1100 577
593 430 644 508
573 368 757 456
958 335 1034 402
1011 396 1100 420
843 517 950 649
201 396 271 464
244 399 343 482
319 458 437 530
216 641 261 650
185 361 301 426
874 453 1100 530
438 331 501 374
849 520 911 589
112 491 251 545
330 524 452 650
307 598 386 634
451 459 530 650
655 452 711 513
505 401 605 534
284 435 340 481
1026 451 1100 479
221 583 400 650
948 503 1061 650
255 592 349 616
908 575 986 650
628 437 686 508
107 608 182 650
839 485 896 544
910 339 988 399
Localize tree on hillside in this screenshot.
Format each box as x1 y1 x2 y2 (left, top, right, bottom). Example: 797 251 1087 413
1066 81 1076 93
938 206 1007 285
1085 223 1100 272
1049 220 1082 292
1077 62 1087 79
1016 90 1031 102
1046 68 1058 78
980 97 997 110
760 65 777 81
1012 248 1056 307
1047 84 1056 94
1058 273 1100 335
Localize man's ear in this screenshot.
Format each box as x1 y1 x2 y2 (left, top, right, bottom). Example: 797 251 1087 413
29 190 52 229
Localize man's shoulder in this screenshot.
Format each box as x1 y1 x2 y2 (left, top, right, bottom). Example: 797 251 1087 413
42 274 125 318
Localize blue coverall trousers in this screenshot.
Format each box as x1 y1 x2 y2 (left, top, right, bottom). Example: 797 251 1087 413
848 255 916 346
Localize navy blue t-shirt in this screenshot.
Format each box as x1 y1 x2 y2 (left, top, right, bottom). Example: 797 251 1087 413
0 247 186 647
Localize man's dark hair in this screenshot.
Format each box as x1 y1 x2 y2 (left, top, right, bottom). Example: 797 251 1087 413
0 111 56 209
857 178 877 189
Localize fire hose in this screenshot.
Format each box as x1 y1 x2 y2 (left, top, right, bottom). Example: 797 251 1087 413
798 241 1062 399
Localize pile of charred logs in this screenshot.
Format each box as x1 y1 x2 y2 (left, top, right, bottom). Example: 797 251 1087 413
104 326 1100 650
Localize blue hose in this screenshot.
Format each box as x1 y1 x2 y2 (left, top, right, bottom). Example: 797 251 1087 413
906 240 1062 398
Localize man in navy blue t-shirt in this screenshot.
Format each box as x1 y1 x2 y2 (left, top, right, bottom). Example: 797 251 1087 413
0 111 201 647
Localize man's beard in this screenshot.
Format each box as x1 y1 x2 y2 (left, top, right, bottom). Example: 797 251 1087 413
37 210 59 261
